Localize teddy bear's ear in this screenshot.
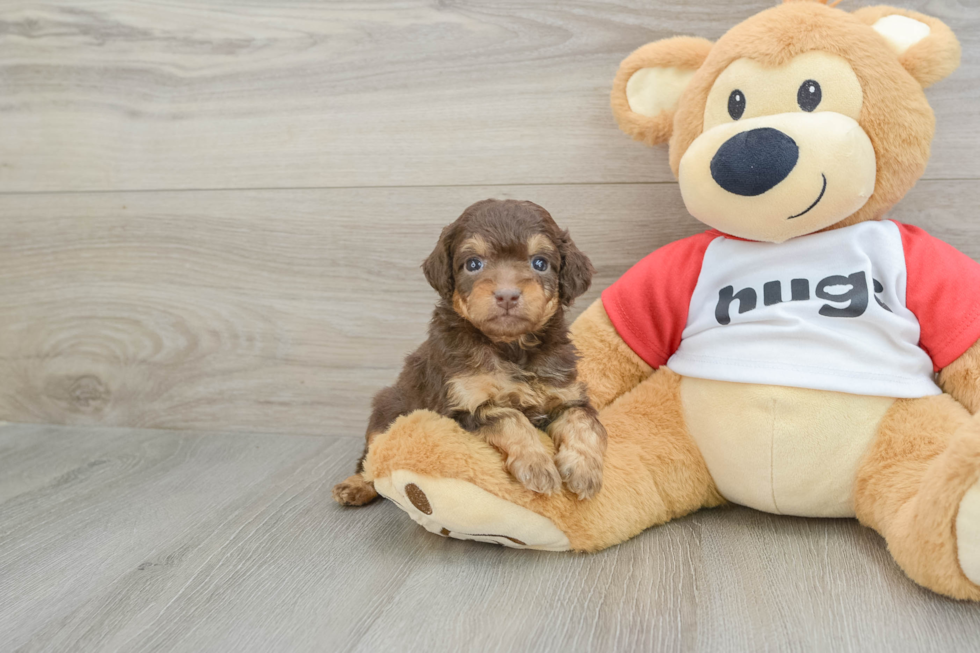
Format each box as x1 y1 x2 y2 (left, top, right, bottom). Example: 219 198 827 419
611 36 713 146
852 6 961 88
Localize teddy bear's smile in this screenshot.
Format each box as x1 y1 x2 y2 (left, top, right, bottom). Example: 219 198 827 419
788 173 827 220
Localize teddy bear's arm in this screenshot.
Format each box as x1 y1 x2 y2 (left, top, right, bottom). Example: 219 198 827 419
939 340 980 414
570 299 653 410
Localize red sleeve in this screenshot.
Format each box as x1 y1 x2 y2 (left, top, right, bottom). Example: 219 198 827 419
898 223 980 371
601 232 717 368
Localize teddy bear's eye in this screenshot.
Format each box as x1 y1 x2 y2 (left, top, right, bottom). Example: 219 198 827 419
728 89 745 120
797 80 822 112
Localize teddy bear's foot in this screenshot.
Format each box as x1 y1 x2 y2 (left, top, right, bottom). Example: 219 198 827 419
956 480 980 586
374 469 571 551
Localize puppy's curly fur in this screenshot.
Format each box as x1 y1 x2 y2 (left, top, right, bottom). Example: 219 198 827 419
333 199 606 506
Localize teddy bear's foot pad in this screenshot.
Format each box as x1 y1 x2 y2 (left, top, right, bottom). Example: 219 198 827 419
957 480 980 586
374 470 571 551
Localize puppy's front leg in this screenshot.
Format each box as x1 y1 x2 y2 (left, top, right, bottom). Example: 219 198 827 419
482 408 562 495
549 405 607 500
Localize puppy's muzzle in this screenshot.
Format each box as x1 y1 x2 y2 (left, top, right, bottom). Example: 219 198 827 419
494 288 522 311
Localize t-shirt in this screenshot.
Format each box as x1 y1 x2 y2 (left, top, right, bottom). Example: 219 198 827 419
601 220 980 398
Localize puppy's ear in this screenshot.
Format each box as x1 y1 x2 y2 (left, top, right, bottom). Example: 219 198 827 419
853 6 960 88
558 230 594 306
422 224 457 301
611 36 713 147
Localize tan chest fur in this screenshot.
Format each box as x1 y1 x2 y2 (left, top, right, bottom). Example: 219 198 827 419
447 367 583 419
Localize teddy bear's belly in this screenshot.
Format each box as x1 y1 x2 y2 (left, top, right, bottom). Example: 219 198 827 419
679 376 896 517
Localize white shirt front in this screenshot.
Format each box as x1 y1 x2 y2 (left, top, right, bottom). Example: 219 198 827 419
666 220 940 398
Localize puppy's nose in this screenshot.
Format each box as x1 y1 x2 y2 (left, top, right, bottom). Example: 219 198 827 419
710 127 799 196
494 288 521 311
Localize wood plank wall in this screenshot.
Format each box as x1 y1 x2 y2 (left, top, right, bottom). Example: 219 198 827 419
2 0 978 436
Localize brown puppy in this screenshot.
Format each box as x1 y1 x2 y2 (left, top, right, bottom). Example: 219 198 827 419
332 199 607 506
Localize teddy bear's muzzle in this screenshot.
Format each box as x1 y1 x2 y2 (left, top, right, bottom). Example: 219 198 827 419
679 112 876 243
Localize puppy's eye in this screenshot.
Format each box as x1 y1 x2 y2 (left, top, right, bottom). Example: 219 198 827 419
531 256 549 272
464 258 483 273
728 89 745 120
797 80 821 112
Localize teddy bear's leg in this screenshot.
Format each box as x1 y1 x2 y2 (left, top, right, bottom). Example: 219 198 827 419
365 368 724 552
854 394 980 600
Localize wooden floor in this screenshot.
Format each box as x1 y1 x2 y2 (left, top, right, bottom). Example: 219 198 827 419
3 422 980 653
3 0 980 650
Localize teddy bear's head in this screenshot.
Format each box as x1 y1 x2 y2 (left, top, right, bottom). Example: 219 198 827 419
612 0 960 243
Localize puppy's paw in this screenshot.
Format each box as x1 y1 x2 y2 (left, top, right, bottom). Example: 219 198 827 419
554 446 603 500
507 451 562 495
549 408 606 500
332 474 379 507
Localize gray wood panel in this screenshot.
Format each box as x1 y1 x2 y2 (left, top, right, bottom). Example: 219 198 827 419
0 0 976 193
0 182 693 435
2 180 977 436
2 422 979 653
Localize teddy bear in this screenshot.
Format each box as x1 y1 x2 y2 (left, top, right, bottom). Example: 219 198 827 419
362 0 980 601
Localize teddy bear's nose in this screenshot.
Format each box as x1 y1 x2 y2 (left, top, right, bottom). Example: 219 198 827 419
710 127 799 197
